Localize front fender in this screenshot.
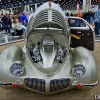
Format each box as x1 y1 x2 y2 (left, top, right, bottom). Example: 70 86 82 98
71 46 98 83
0 45 24 82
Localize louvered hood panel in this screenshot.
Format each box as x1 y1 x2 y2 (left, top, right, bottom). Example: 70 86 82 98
32 9 67 30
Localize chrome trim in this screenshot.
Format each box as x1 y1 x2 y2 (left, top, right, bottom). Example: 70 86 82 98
0 81 22 87
72 80 99 87
0 83 12 86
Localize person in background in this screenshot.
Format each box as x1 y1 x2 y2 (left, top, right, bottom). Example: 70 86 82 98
94 5 100 36
10 14 14 25
90 11 94 24
17 14 21 23
15 15 19 23
77 12 82 18
72 12 75 16
1 14 9 33
12 19 23 36
66 12 69 16
69 19 76 27
26 13 29 21
19 13 28 27
7 14 12 33
82 11 86 20
86 11 90 23
74 13 78 17
70 13 73 16
0 15 2 27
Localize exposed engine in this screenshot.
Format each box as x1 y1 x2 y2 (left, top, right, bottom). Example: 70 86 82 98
28 43 42 63
55 45 68 63
27 42 68 64
26 4 70 65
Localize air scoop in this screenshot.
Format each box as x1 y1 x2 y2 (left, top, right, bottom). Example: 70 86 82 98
40 35 57 68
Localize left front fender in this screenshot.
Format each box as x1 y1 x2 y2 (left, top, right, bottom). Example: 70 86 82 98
0 45 24 82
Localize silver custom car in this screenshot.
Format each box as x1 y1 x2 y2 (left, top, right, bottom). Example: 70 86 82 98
0 2 99 94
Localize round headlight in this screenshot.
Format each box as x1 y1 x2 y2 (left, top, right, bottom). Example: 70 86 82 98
10 63 24 76
72 64 86 77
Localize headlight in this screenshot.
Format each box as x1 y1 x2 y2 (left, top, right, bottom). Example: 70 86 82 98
10 63 24 76
72 64 86 77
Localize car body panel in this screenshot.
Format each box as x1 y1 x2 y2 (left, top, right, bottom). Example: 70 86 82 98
0 45 98 94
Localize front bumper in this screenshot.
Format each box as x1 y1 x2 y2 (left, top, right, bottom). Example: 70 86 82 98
72 80 99 88
0 78 99 94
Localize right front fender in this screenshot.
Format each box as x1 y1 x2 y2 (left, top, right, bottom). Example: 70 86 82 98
71 46 98 83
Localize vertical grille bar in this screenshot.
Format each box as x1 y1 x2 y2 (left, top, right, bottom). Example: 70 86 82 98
32 9 67 30
50 78 70 93
24 78 45 93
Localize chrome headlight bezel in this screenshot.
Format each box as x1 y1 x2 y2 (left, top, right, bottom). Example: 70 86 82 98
72 64 86 77
10 63 24 76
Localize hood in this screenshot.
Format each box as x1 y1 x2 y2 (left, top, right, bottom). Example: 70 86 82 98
24 2 70 74
25 2 70 46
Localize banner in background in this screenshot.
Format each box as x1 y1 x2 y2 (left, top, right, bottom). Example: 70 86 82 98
77 2 80 12
3 10 9 14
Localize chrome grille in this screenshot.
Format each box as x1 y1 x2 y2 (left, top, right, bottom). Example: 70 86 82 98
50 78 70 93
32 9 67 30
52 10 67 29
24 78 45 93
33 10 48 28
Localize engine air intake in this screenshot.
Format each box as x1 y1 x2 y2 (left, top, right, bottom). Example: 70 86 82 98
50 78 70 93
24 78 45 93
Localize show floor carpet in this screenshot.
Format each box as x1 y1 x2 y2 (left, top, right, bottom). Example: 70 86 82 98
95 36 100 41
0 41 100 100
